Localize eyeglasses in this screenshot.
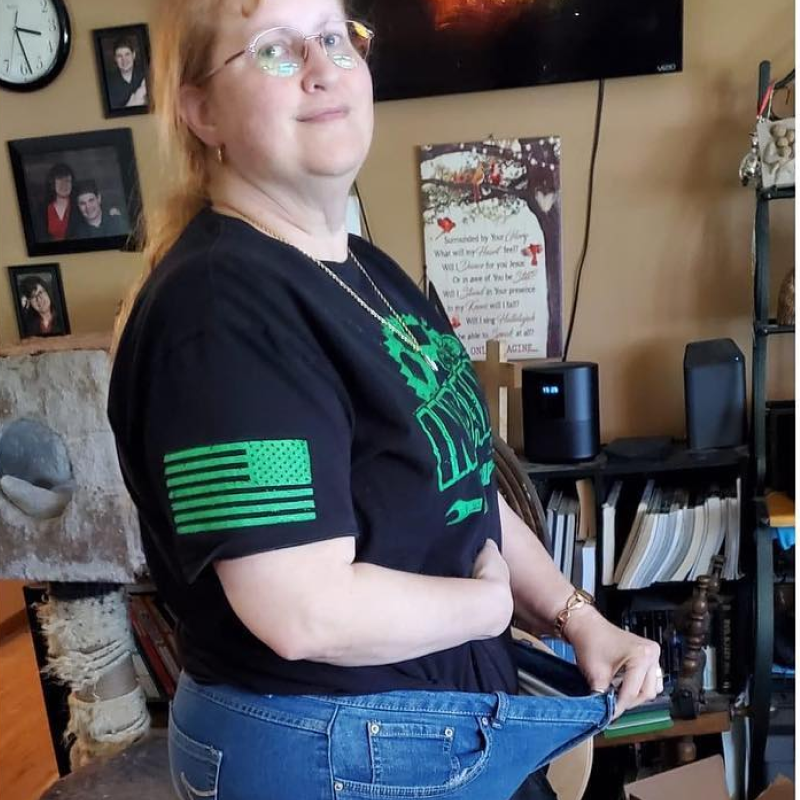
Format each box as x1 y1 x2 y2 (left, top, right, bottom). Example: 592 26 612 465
202 19 374 82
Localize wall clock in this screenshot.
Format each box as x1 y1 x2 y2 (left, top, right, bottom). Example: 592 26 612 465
0 0 71 92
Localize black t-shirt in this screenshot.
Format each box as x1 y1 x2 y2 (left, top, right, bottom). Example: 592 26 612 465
108 206 518 696
107 64 146 109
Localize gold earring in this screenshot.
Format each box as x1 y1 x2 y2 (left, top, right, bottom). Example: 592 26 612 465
216 144 225 164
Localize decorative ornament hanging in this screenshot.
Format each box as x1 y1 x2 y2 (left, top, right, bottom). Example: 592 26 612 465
777 269 795 326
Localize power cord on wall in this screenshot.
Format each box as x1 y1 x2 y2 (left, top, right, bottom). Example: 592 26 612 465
352 180 374 244
562 78 605 362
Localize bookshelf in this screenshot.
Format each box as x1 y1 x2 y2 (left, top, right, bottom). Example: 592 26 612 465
518 441 751 699
748 59 795 797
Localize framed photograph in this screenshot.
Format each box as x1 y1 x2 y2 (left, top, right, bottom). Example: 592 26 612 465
92 24 151 117
7 128 143 257
8 264 71 340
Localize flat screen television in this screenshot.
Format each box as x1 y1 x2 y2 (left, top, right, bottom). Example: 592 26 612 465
350 0 684 102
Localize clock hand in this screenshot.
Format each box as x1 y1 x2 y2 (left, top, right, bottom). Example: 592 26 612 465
9 9 18 63
14 28 33 75
16 27 42 36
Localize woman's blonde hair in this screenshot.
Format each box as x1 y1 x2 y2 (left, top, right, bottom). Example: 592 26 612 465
111 0 259 355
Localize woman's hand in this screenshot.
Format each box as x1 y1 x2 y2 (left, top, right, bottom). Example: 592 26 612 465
566 609 662 718
471 539 514 637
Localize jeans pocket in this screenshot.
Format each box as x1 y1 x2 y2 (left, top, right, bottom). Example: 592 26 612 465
370 721 458 786
169 714 223 800
331 711 493 798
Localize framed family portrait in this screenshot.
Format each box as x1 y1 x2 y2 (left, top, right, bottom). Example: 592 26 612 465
93 24 151 118
8 264 71 340
7 128 143 257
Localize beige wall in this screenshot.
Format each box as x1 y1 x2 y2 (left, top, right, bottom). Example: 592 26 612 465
0 0 794 443
0 0 161 344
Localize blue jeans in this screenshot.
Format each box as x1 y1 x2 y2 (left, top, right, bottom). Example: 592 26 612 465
169 672 615 800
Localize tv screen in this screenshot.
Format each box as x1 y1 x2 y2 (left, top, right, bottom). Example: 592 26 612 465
351 0 684 102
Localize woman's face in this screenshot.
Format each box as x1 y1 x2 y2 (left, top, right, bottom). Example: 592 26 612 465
28 284 52 316
204 0 374 191
54 174 72 198
115 47 135 72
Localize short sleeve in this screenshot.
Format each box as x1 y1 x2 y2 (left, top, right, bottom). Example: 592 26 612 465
144 312 358 584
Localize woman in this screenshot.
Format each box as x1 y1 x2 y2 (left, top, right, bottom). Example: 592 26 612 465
108 2 662 798
19 276 62 337
42 163 79 241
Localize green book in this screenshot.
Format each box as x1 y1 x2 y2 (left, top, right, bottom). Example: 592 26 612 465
603 709 674 739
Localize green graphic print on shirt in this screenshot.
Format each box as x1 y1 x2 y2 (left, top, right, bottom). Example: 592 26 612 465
164 439 317 535
381 313 496 526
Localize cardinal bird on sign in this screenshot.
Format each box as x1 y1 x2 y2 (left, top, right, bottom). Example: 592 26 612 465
437 217 456 238
450 316 462 329
521 243 543 266
488 159 502 186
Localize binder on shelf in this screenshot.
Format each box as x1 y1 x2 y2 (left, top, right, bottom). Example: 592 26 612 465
573 538 597 595
544 489 562 558
601 480 623 586
561 499 577 578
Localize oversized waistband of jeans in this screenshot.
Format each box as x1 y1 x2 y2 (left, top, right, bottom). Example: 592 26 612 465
178 672 614 730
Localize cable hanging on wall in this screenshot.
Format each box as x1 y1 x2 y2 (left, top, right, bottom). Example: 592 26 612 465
562 78 605 362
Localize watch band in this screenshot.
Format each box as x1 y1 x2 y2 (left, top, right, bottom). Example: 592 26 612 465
554 588 595 639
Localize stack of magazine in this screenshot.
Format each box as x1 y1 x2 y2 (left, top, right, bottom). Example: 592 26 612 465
603 478 741 589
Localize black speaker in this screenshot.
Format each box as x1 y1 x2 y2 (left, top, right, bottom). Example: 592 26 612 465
522 362 600 462
684 339 747 450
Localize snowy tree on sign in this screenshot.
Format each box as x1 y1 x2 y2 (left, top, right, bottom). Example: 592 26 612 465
419 137 562 360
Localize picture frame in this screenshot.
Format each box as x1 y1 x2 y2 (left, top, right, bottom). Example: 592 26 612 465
8 263 71 340
92 24 151 118
7 128 143 257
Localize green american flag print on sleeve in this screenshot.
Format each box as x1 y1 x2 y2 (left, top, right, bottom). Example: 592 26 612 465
163 439 317 535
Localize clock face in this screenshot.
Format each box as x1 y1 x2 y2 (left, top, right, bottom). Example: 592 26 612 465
0 0 71 91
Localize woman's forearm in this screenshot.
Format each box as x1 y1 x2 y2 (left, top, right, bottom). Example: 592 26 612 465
217 537 512 668
299 562 511 666
498 491 596 637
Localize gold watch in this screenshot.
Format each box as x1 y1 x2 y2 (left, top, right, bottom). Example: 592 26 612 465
554 588 595 639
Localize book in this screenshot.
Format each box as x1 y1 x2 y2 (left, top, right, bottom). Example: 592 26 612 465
129 595 178 695
614 480 656 585
575 478 596 542
130 651 164 702
689 488 724 580
713 594 734 692
561 498 578 578
601 480 623 586
672 491 707 582
637 488 674 587
129 609 176 697
656 488 690 583
603 708 673 738
553 493 568 570
722 479 741 580
573 538 597 595
618 486 662 589
142 594 180 667
663 492 693 582
544 488 562 557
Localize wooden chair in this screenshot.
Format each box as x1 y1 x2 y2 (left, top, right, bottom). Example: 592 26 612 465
494 434 594 800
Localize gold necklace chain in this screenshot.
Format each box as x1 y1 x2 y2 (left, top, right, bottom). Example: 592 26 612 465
215 204 439 372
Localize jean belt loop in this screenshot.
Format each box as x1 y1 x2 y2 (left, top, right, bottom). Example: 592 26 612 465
490 691 509 729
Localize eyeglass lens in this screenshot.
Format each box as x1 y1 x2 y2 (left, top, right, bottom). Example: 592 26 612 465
253 20 372 77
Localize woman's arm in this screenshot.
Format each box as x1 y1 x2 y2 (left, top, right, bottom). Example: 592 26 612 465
499 490 662 715
497 490 579 634
215 535 513 667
